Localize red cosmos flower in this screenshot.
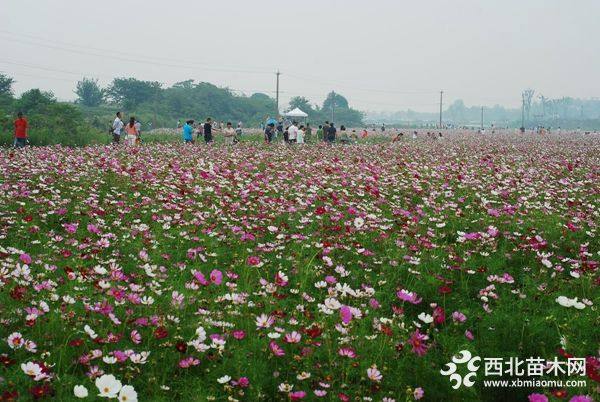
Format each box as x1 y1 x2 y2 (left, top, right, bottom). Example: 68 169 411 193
0 354 16 366
68 339 84 347
10 286 27 301
438 285 452 294
30 384 54 399
338 393 350 401
315 206 326 215
433 306 446 325
551 389 568 398
1 390 19 401
154 326 168 339
246 256 261 266
586 356 600 383
303 325 322 339
175 341 187 353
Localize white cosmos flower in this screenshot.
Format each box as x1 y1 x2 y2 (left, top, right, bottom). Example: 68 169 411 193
21 361 43 379
96 374 122 398
118 385 137 402
556 296 586 309
7 332 24 349
217 375 231 384
418 312 434 324
74 385 88 398
354 217 365 229
324 297 341 310
84 325 98 339
195 326 207 343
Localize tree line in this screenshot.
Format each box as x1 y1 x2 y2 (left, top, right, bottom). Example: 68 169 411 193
75 77 364 128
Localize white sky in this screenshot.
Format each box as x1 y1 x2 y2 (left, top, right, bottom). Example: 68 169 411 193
1 0 599 112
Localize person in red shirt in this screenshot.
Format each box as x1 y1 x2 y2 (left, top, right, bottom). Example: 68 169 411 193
13 112 28 148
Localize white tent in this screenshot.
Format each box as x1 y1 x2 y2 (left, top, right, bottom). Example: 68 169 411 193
284 108 308 118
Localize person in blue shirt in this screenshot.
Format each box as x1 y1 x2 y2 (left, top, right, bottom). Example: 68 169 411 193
182 120 194 143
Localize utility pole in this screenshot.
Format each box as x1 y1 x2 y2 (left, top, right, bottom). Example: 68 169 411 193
481 106 484 130
275 70 281 116
439 90 443 129
521 93 525 129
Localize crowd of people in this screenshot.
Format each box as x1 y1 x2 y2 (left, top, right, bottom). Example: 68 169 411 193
9 110 598 148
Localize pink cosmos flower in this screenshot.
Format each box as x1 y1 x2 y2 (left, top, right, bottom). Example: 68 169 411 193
396 289 422 305
340 306 353 324
269 341 285 357
210 269 223 285
193 271 209 286
413 387 424 400
338 347 356 358
367 365 382 382
284 331 301 343
232 330 246 340
289 391 306 400
569 397 593 402
451 311 467 323
408 330 429 356
233 377 249 388
528 393 548 402
369 298 380 309
19 253 32 265
246 256 261 266
130 330 141 344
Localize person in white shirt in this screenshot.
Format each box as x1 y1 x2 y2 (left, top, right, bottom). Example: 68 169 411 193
112 112 124 144
287 121 298 144
297 125 305 144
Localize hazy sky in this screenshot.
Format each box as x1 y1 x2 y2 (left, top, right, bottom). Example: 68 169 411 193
1 0 599 112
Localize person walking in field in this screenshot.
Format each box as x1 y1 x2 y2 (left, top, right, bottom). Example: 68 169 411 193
182 120 194 143
287 121 298 144
327 122 337 143
203 118 214 144
316 125 324 141
223 122 236 145
13 111 28 148
297 125 305 144
134 119 142 144
264 122 275 143
112 112 124 144
235 122 243 142
125 117 140 146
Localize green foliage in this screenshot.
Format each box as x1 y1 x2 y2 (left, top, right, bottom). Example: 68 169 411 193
0 73 15 96
286 93 364 127
0 79 107 147
75 77 104 107
106 77 163 109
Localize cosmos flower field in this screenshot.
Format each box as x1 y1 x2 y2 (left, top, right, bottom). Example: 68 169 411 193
0 134 598 401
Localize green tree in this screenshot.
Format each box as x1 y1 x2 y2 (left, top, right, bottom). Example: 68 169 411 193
15 89 56 114
0 73 15 96
106 78 162 109
323 91 349 111
75 77 104 107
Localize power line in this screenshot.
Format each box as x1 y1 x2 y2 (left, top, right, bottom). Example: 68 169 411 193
0 35 273 75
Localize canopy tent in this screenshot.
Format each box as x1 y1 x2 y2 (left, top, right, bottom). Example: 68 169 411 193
284 108 308 118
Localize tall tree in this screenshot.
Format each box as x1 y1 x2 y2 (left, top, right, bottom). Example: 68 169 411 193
106 78 162 109
75 78 104 107
522 89 535 122
0 73 15 96
16 89 56 114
